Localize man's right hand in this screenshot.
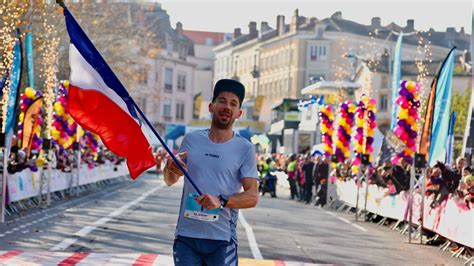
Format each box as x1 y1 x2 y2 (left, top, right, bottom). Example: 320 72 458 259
163 152 188 186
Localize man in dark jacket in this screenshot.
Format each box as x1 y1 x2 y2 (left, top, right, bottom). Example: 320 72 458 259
315 156 329 206
302 156 315 204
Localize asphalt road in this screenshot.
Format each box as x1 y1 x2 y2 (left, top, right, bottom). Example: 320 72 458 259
0 173 463 265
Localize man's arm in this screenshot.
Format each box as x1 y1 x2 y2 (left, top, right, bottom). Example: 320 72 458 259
163 152 187 186
226 178 259 209
196 178 259 210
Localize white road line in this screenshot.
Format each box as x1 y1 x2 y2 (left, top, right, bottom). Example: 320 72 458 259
50 184 163 251
351 223 368 232
5 231 12 234
22 230 29 234
325 210 368 233
238 211 263 260
0 234 5 237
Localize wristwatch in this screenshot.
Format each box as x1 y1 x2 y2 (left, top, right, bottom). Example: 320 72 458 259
219 195 228 209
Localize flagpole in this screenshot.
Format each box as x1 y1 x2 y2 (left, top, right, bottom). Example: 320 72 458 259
131 100 203 196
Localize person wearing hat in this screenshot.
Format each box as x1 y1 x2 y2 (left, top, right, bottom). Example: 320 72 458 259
163 79 259 266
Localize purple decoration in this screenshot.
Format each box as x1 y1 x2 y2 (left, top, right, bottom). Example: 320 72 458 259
400 80 407 89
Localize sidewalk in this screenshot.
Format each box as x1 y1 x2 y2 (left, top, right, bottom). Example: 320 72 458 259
0 251 324 265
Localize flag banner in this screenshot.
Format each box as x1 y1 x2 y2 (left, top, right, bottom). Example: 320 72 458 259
445 112 456 165
20 97 43 152
25 27 34 88
429 47 456 165
192 93 202 119
419 77 437 161
4 37 22 156
390 32 403 130
63 8 157 179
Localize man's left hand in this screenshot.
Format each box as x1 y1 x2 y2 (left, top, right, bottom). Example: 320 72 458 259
195 193 221 210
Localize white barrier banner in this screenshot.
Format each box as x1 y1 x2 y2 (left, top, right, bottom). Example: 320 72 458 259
7 163 128 203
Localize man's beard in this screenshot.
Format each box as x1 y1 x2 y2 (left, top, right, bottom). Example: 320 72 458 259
211 113 235 129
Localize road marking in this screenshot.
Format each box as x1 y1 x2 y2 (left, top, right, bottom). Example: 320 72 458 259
50 184 164 251
238 211 263 260
0 234 5 237
325 210 368 233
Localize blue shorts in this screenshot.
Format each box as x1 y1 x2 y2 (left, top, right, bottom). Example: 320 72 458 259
173 235 238 266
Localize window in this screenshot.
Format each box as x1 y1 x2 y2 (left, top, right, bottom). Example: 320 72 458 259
164 68 173 92
139 66 147 85
141 98 147 114
175 102 185 120
309 74 324 85
310 46 318 61
177 73 186 91
317 28 324 38
163 102 172 119
205 37 214 46
380 94 388 111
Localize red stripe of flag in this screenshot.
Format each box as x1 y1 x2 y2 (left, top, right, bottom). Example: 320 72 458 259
0 250 22 262
274 260 286 266
58 252 89 266
133 254 158 266
68 85 156 179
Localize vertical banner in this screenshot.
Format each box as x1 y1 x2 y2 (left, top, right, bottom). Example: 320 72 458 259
390 32 403 130
429 48 455 165
192 92 202 120
252 95 264 121
20 97 43 155
419 77 437 162
445 112 456 165
4 35 22 152
25 26 34 88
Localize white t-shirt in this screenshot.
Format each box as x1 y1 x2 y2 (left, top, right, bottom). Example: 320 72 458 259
175 129 258 244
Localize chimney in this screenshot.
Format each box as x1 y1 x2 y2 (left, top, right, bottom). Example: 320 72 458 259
371 17 381 29
248 21 258 37
260 21 270 32
291 9 299 32
233 28 241 39
446 27 456 46
331 11 342 20
276 15 285 35
175 22 183 34
405 19 414 31
460 27 465 35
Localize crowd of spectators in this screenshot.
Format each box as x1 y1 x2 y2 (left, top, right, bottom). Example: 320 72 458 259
256 152 474 210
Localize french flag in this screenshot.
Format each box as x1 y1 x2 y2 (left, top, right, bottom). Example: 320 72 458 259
63 8 157 179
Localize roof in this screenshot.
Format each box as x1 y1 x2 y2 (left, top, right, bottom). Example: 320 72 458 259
301 81 362 95
218 11 470 52
182 30 226 46
327 17 470 51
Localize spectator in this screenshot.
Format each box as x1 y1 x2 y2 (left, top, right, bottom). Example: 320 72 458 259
302 156 315 204
426 168 449 208
286 154 298 200
315 156 329 207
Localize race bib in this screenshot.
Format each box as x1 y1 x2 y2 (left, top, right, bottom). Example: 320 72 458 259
184 193 220 222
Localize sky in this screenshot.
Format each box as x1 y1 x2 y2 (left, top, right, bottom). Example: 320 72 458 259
159 0 472 34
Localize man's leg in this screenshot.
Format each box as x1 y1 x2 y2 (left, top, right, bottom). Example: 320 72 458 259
173 237 203 266
204 241 238 266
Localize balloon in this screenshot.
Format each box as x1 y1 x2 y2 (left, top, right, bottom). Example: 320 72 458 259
25 87 36 98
